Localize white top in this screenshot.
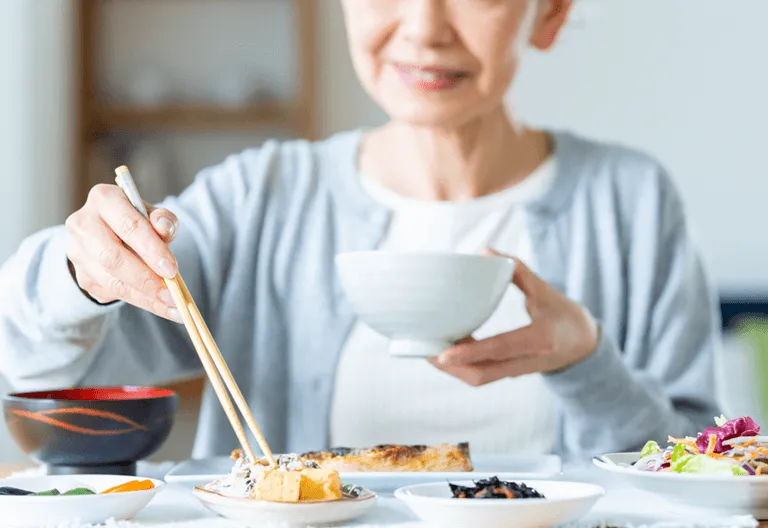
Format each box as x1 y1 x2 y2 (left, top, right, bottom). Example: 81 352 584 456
329 160 560 454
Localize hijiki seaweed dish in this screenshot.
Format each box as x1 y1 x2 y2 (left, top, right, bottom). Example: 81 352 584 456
633 415 768 475
449 477 545 499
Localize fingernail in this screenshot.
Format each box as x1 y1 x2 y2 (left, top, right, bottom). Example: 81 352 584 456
157 258 177 279
158 289 175 307
156 217 175 238
436 354 450 366
168 308 183 324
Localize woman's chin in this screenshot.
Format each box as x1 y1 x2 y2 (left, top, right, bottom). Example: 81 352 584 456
384 106 487 129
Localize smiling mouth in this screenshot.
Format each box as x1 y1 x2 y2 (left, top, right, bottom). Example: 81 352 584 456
392 64 470 90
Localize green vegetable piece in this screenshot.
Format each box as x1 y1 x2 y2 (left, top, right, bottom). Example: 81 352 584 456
674 454 748 475
670 444 692 472
640 440 661 458
62 488 95 496
670 444 687 463
0 486 34 496
714 414 728 427
34 489 61 496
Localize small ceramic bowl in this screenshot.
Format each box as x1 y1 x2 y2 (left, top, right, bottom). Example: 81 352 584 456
3 386 178 476
335 251 515 357
193 486 377 525
0 475 165 528
395 480 604 528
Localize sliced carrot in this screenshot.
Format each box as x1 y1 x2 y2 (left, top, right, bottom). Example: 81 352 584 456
101 480 155 494
705 434 717 456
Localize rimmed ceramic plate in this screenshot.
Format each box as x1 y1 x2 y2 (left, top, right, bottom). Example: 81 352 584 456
395 480 604 528
166 454 562 492
193 486 377 525
0 475 164 528
594 452 768 518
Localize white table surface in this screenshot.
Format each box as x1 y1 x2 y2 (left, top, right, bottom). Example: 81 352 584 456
6 463 761 528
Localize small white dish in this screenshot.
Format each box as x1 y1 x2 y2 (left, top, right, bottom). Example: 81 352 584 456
165 453 562 492
395 480 604 528
0 475 164 528
335 251 515 357
193 485 377 525
594 452 768 517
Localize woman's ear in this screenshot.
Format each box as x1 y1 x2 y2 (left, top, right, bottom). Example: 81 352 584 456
529 0 573 51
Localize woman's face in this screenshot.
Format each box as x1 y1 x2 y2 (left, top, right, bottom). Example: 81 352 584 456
341 0 572 127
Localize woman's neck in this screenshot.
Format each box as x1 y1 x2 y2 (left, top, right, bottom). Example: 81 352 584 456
360 108 552 201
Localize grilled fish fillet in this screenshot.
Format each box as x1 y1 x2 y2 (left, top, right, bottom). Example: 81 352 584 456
300 442 473 472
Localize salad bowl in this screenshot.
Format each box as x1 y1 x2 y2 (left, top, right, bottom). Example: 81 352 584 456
594 452 768 517
594 415 768 518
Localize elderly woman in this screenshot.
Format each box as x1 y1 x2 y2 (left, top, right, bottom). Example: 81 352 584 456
0 0 720 461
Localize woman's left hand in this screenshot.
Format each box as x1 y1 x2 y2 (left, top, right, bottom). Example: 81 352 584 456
429 252 600 386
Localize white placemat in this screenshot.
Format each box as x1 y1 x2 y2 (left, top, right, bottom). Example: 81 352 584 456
5 463 760 528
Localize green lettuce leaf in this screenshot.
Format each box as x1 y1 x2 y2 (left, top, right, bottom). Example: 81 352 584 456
669 444 693 472
671 451 747 476
669 444 749 475
640 440 661 458
670 444 688 464
714 415 729 427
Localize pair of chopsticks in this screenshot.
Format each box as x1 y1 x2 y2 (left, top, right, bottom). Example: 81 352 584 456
114 165 277 468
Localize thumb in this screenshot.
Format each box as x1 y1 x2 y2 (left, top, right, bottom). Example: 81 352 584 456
147 205 179 244
484 248 539 296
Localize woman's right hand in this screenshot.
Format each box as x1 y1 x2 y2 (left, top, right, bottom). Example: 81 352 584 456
64 183 183 323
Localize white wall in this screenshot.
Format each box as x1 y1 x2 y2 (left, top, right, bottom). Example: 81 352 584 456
0 0 73 259
512 0 768 291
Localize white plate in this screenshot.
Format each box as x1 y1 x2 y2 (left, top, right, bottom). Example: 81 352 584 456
192 486 377 525
395 480 604 528
166 454 562 492
0 475 164 528
594 452 768 518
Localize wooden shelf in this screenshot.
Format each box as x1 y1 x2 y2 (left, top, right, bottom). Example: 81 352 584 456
90 101 299 133
73 0 317 206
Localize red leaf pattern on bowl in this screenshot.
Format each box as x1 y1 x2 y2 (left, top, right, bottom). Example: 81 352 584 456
9 407 149 436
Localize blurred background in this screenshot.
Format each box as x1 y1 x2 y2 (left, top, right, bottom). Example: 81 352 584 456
1 0 767 463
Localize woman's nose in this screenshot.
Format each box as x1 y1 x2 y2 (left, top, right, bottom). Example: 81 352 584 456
400 0 454 48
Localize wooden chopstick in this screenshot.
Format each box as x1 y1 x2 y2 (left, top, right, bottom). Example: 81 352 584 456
177 275 277 467
114 165 277 468
162 277 259 464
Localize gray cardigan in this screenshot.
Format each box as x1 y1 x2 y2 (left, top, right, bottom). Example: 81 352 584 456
0 129 722 461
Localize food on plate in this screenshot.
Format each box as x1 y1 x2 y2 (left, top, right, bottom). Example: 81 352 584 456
33 489 62 496
205 450 343 503
634 415 768 475
0 487 36 496
203 442 474 503
449 477 545 499
0 480 154 497
301 442 473 472
0 485 97 496
101 479 155 494
62 487 97 495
